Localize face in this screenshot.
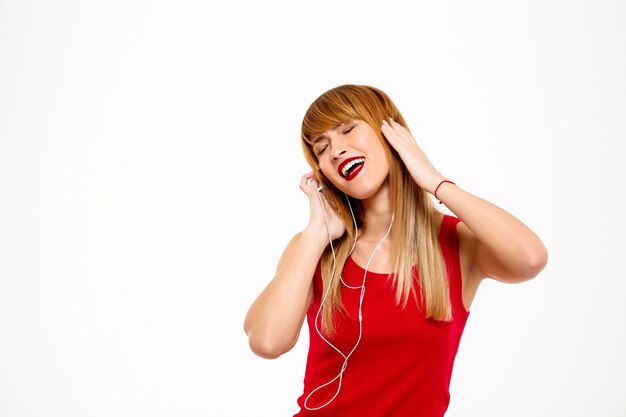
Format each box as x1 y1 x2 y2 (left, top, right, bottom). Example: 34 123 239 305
311 119 390 200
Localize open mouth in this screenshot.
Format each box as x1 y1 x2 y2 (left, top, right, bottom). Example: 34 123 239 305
338 157 365 181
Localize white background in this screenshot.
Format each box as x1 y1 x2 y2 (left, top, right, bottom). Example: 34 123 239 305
1 0 625 416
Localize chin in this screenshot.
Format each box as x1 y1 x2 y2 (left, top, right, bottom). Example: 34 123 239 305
326 173 387 201
340 182 382 201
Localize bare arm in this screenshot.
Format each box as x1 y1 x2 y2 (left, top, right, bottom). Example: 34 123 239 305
379 117 547 284
243 173 345 359
437 181 548 283
243 228 326 359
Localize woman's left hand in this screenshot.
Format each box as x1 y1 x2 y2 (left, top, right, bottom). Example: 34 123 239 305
381 116 446 195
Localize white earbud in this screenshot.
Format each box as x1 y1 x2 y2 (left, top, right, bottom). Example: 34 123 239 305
307 177 323 191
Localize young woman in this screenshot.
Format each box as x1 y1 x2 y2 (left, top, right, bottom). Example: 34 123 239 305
243 84 548 416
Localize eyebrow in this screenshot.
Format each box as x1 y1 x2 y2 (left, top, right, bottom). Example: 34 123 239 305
312 122 347 144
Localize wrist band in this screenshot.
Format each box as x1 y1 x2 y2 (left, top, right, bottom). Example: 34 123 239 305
434 180 456 204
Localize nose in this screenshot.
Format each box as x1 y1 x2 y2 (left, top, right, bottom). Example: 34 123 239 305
331 145 347 160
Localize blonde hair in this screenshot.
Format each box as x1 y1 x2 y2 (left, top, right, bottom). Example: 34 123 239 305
300 84 451 336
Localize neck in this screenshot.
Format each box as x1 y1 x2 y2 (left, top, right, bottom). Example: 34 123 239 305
360 180 393 241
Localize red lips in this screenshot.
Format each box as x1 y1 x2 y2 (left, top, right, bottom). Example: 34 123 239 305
337 156 365 181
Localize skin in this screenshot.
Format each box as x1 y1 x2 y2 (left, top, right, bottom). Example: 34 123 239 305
244 116 549 359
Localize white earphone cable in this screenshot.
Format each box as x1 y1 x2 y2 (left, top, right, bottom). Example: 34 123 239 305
304 186 393 411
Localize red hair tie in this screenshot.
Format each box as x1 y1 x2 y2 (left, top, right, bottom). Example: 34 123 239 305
434 180 456 204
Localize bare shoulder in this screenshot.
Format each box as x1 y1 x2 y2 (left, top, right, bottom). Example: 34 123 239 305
455 219 484 311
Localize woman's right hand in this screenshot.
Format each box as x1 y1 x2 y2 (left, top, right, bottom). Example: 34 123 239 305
299 172 346 242
244 173 346 359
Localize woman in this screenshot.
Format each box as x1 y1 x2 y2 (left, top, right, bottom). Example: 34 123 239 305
243 84 548 416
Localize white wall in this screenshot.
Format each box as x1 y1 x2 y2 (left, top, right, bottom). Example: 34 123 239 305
1 0 624 416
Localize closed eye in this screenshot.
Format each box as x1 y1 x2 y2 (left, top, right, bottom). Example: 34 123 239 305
315 125 354 156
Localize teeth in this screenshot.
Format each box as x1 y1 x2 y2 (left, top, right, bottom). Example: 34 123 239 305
341 158 365 177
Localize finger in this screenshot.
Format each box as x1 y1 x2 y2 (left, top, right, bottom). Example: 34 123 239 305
381 120 400 145
385 118 408 139
299 172 323 196
299 173 316 196
388 117 415 141
386 123 417 152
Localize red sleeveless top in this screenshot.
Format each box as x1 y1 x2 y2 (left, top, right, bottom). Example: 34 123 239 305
293 215 470 417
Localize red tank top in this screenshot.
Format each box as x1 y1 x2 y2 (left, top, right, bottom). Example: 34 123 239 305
293 215 470 417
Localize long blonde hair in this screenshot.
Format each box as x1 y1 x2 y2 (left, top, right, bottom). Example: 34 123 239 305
300 84 451 336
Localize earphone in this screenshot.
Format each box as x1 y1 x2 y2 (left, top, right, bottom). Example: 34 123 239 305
307 176 323 191
304 178 394 410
